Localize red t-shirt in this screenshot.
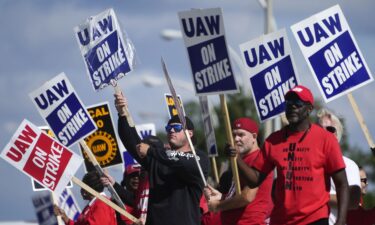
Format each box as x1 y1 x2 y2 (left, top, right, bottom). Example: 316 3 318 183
252 124 345 225
67 196 116 225
134 174 150 221
221 149 274 225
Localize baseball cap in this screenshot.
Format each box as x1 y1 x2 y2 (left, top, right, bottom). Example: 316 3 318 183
285 85 314 105
233 117 259 134
125 164 141 176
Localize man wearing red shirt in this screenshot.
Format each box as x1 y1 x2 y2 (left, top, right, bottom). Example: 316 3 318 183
230 85 349 225
205 118 273 225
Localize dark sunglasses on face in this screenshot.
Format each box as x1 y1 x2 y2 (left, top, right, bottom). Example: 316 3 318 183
285 99 307 108
165 124 183 133
361 178 368 184
325 126 337 134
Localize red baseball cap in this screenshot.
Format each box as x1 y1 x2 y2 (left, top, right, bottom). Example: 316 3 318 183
125 164 141 176
285 85 314 105
233 118 259 134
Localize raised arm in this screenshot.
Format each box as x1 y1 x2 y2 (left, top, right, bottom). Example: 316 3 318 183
114 92 144 166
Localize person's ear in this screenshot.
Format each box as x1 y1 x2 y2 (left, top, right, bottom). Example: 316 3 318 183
188 130 193 138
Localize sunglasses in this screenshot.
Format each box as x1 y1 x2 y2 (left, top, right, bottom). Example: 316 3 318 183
165 124 183 133
361 178 368 184
285 99 307 108
325 126 337 134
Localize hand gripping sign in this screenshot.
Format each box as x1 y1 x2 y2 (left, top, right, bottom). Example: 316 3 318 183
239 29 300 122
74 8 136 91
0 120 83 196
291 5 373 102
178 8 238 95
29 73 97 147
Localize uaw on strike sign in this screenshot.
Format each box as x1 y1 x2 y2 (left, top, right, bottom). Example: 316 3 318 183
178 8 238 95
80 102 122 171
29 73 97 147
239 29 299 122
0 120 82 196
291 5 373 102
74 8 134 91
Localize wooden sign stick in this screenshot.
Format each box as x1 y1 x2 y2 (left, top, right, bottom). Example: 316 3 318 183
71 176 138 223
79 140 127 210
347 93 375 154
220 94 241 195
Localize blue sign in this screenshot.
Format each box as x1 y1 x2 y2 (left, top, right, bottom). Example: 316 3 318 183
179 8 239 95
250 56 298 121
240 29 299 122
291 5 373 102
75 8 134 91
83 31 130 90
29 73 97 147
46 93 96 147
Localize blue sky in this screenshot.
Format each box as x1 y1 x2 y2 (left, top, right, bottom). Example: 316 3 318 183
0 0 374 221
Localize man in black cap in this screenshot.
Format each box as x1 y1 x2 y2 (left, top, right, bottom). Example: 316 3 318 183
114 92 209 225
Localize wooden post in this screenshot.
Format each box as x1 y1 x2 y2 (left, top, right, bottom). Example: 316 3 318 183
71 176 138 223
220 94 241 195
79 140 127 210
211 157 219 184
347 93 375 153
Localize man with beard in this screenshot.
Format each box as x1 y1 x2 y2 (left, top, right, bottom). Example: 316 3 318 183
205 118 273 225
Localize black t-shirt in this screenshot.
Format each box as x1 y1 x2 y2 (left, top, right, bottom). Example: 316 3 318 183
118 116 209 225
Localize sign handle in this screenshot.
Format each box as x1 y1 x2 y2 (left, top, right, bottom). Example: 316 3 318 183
210 157 219 184
220 94 241 195
51 192 64 225
161 58 207 187
71 176 138 223
113 85 135 127
184 130 208 187
347 93 375 154
79 140 127 211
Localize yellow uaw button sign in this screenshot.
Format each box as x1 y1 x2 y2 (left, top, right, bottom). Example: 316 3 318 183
81 102 122 171
164 93 185 118
86 131 118 166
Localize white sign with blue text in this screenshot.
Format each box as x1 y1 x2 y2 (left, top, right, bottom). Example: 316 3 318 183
74 8 133 91
178 8 238 96
291 5 373 102
240 29 299 122
29 73 97 147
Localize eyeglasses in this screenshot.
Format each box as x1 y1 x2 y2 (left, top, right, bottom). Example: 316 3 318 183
165 124 183 133
285 99 307 108
325 126 337 134
361 178 368 184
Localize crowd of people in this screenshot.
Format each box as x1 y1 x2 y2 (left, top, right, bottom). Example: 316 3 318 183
53 85 374 225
